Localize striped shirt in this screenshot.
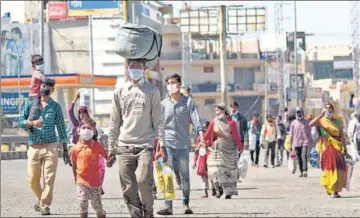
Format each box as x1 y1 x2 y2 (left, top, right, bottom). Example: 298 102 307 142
18 98 67 146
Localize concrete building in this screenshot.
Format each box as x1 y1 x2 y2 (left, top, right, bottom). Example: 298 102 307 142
20 1 172 117
160 23 280 121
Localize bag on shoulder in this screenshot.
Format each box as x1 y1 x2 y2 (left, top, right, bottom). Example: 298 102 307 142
114 23 162 68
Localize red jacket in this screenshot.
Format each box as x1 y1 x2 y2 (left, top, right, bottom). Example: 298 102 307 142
203 117 243 151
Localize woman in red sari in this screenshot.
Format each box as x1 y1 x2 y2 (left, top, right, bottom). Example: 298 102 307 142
202 103 243 199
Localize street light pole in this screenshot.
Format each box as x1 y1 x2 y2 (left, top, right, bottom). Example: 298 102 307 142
40 1 44 56
294 0 299 106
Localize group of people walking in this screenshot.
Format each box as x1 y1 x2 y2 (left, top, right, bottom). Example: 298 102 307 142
19 54 357 218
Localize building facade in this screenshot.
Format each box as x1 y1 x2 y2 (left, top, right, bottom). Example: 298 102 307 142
160 23 280 121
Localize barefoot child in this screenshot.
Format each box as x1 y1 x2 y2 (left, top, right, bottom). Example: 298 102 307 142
71 119 106 218
192 122 215 198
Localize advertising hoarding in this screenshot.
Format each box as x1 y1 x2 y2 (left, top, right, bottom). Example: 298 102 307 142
1 92 29 114
68 0 121 16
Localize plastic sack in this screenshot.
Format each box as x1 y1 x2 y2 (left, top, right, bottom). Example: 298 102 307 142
237 150 250 179
284 135 292 152
309 147 319 168
311 126 319 142
288 153 297 174
153 160 165 193
162 163 176 200
79 88 90 108
344 163 355 191
248 132 257 150
114 23 162 68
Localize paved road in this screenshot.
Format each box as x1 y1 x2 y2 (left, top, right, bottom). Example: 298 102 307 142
1 153 360 217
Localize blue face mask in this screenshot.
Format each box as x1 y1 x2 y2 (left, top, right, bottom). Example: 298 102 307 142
128 68 144 81
35 63 45 72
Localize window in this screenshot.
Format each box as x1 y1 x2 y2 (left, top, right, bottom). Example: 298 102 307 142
204 66 214 73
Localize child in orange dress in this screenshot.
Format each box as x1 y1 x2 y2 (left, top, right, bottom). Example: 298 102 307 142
71 119 107 218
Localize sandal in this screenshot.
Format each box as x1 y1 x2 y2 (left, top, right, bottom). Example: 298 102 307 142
184 208 193 214
333 192 341 198
157 208 173 216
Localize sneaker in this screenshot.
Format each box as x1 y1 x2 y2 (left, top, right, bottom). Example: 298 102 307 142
299 173 304 177
225 195 231 199
264 164 268 168
303 172 308 177
40 206 51 216
272 165 275 168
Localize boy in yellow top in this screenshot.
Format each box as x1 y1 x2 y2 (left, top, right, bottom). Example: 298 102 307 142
260 115 277 168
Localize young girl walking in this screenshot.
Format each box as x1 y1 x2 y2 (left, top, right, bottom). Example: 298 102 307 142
71 119 107 218
192 122 215 198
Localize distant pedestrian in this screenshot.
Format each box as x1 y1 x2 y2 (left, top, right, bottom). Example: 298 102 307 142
260 115 277 168
275 115 287 166
290 107 313 177
247 112 262 166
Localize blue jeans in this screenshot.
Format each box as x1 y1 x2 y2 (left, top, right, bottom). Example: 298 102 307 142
164 147 190 209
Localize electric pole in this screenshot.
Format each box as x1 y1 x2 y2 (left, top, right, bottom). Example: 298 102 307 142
294 0 299 106
123 0 129 81
219 5 228 106
351 2 359 97
39 1 44 56
275 1 285 114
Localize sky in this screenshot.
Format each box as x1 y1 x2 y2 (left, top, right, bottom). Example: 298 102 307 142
1 1 355 45
164 1 354 46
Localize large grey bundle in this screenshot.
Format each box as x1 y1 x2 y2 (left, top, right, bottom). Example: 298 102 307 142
114 23 162 67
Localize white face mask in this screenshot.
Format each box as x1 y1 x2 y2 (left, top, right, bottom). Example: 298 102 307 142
80 129 94 141
167 84 179 94
128 68 144 81
35 63 45 72
217 114 225 120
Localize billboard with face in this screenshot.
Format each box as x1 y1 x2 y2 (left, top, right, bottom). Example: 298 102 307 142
1 23 50 77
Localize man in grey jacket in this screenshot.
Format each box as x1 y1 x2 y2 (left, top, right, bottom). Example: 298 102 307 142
107 59 167 218
157 74 204 216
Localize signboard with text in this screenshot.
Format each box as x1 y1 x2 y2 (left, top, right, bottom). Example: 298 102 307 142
1 92 29 114
68 0 121 16
48 1 88 20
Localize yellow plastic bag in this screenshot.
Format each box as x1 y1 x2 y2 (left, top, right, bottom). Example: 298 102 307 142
153 160 165 193
162 164 176 200
284 135 292 152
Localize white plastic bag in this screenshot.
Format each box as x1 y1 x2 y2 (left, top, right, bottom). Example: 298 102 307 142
238 151 250 179
248 132 257 150
344 163 355 191
288 153 297 174
79 88 90 108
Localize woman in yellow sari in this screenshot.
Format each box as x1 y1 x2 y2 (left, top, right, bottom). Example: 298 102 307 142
309 103 350 198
